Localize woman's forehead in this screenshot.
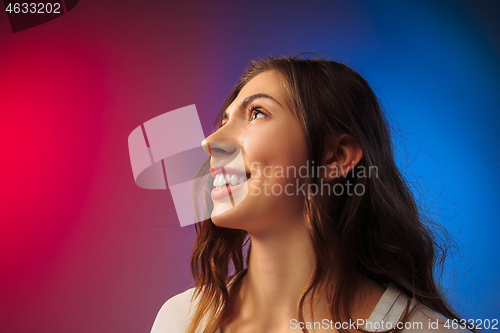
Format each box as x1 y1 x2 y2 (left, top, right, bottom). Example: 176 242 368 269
241 71 283 95
226 71 292 113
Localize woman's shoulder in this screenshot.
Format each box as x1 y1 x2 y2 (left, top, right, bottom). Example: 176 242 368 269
150 272 245 333
367 284 471 333
150 287 197 333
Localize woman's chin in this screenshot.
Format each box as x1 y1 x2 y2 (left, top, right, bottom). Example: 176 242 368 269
211 208 239 228
209 182 251 222
210 199 251 228
211 202 233 220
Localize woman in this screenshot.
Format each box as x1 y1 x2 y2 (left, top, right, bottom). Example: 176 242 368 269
151 55 470 333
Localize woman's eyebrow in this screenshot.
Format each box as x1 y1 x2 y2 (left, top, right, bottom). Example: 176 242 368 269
223 93 282 120
236 93 282 109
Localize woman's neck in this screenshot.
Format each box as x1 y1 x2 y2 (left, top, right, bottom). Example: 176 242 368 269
225 217 325 331
223 217 386 332
245 220 315 311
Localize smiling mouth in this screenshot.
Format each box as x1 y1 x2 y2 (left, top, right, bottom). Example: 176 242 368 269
213 173 250 190
210 167 251 202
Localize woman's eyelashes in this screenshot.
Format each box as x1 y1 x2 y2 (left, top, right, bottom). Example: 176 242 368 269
219 105 268 128
249 106 268 121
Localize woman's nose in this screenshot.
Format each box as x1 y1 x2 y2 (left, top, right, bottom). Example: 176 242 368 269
201 140 238 156
201 139 239 168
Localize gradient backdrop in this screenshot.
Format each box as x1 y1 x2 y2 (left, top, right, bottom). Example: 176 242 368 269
0 0 499 332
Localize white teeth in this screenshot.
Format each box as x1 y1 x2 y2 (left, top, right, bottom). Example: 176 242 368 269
216 174 224 186
213 173 248 189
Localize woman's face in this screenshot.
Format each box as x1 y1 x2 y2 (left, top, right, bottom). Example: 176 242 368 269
204 71 308 234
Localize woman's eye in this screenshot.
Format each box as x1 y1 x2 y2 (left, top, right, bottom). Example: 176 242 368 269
250 108 267 121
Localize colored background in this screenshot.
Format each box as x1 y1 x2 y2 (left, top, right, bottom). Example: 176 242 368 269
0 0 498 332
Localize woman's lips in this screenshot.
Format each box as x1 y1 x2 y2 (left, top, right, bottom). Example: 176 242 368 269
210 166 250 201
210 180 248 201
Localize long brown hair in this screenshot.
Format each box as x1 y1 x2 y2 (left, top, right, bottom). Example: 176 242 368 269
188 55 461 333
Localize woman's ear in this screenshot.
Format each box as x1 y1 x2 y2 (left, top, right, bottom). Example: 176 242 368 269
322 134 363 182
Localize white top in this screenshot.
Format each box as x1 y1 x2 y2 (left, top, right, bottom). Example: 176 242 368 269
151 282 468 333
